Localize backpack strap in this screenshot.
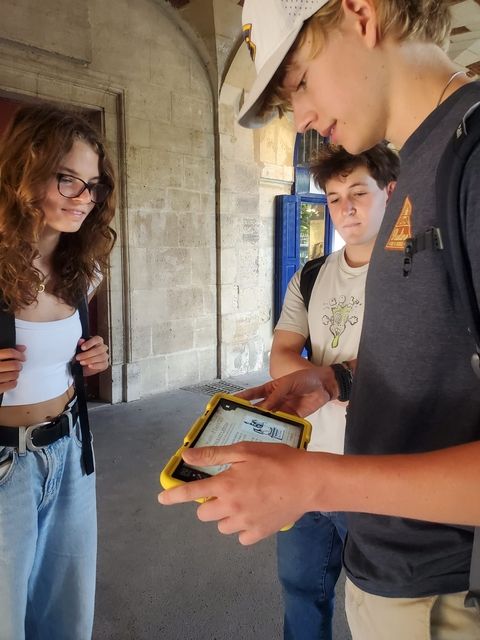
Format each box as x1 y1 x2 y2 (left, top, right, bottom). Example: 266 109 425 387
465 532 480 610
435 101 480 610
0 298 16 408
299 255 328 360
71 296 95 475
436 101 480 378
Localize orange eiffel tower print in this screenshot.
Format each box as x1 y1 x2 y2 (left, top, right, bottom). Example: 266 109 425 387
386 196 413 251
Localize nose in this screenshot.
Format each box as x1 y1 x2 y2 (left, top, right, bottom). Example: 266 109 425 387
73 186 94 203
341 198 356 216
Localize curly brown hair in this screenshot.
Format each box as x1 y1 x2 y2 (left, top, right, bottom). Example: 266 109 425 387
0 103 117 312
310 141 400 191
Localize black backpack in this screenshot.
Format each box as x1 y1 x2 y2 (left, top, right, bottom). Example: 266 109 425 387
436 101 480 381
435 101 480 610
299 254 327 360
0 295 94 475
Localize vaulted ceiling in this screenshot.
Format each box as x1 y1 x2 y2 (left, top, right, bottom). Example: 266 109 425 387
449 0 480 74
161 0 243 86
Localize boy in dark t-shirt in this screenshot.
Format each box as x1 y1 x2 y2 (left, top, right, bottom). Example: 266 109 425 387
159 1 480 636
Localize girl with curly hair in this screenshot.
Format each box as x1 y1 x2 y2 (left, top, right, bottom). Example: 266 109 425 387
0 103 116 639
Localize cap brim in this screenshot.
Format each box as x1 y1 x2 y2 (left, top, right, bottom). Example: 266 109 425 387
237 24 302 129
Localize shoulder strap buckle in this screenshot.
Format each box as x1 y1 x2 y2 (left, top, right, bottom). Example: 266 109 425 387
471 352 480 380
403 228 443 278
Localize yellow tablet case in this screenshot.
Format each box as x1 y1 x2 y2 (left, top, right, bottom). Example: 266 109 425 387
159 392 312 494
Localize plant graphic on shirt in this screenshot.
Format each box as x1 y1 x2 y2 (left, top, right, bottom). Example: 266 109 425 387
323 295 360 348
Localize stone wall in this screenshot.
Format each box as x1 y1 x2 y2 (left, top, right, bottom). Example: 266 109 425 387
218 80 296 377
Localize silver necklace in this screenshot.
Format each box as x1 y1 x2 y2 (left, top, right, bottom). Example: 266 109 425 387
437 70 466 107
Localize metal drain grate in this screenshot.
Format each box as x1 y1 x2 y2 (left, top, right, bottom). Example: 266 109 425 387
181 379 245 395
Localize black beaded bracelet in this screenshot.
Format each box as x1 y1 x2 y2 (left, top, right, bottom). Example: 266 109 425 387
330 362 354 402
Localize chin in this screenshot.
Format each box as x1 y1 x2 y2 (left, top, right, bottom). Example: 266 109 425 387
342 132 385 156
55 224 83 234
344 142 375 155
341 141 360 154
343 235 364 245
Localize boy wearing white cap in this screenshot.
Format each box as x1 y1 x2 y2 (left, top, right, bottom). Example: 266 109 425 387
160 2 480 637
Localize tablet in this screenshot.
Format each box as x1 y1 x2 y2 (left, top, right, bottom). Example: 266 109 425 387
160 392 312 490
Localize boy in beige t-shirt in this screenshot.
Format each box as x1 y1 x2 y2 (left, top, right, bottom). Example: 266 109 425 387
272 142 398 640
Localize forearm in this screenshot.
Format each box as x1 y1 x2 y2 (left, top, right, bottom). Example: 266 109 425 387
159 416 480 544
270 347 316 378
306 441 480 526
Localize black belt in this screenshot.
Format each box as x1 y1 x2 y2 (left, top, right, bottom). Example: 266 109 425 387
0 397 78 453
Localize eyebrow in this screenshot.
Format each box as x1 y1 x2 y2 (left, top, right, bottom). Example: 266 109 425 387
58 166 101 181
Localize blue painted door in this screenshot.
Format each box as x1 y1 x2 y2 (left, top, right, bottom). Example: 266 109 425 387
274 195 300 324
274 194 332 324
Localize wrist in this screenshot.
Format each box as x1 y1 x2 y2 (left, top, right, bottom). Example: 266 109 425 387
304 452 342 512
321 365 340 401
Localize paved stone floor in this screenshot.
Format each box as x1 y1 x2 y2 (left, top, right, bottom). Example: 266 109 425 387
91 372 352 639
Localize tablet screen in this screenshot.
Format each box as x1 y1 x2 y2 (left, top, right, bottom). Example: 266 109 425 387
172 398 303 481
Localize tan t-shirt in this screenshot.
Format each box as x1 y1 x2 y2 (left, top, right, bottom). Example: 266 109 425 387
275 248 368 454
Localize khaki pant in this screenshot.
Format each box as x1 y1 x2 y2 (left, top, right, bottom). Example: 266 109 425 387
345 578 480 640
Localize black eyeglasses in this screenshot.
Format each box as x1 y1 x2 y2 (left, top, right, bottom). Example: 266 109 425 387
56 173 111 204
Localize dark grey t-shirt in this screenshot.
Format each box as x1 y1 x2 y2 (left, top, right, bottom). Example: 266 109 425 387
344 82 480 597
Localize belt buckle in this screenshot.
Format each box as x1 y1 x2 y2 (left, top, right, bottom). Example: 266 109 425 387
23 421 52 453
17 409 74 455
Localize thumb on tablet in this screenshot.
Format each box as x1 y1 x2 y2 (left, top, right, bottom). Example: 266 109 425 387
182 443 247 466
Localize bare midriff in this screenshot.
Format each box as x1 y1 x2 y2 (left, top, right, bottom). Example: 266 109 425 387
0 384 76 427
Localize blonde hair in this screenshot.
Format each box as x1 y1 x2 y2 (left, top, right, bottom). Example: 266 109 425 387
260 0 452 118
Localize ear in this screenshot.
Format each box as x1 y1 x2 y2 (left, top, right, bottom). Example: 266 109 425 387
386 180 396 201
341 0 379 48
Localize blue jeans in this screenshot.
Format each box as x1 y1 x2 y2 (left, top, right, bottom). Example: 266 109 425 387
277 511 347 640
0 419 97 640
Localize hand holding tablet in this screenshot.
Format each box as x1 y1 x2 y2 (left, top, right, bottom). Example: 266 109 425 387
160 393 311 492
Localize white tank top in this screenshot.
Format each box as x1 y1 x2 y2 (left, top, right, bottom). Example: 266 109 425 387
2 311 82 406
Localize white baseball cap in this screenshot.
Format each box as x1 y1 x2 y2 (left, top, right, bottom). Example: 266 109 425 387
238 0 330 129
